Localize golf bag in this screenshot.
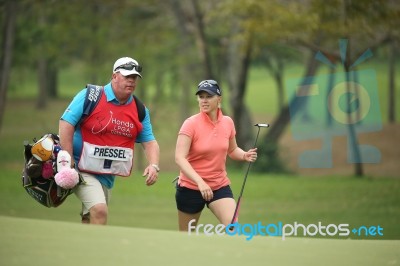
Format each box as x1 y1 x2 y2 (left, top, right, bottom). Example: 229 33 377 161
22 133 77 208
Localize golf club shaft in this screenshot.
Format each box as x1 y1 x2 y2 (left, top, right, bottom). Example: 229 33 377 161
230 126 262 225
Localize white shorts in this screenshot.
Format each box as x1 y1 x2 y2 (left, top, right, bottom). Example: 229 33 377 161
73 172 111 217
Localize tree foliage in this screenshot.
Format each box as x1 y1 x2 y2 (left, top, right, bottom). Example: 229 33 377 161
1 0 398 174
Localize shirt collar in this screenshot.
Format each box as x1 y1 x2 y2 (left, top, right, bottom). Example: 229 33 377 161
200 108 223 124
104 82 133 105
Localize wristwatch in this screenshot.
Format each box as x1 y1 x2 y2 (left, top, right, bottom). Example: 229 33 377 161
151 164 160 172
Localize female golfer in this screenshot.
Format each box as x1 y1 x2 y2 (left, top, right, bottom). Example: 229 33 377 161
175 79 258 231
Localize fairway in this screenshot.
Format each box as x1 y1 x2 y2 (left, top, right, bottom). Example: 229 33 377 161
0 216 398 266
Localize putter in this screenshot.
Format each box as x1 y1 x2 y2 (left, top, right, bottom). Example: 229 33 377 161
230 123 269 225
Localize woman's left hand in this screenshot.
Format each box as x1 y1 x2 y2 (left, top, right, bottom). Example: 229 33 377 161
243 148 258 162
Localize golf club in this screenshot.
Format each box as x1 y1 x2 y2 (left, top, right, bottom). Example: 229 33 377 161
230 123 269 225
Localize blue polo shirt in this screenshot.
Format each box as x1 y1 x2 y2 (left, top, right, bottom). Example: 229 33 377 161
60 82 155 188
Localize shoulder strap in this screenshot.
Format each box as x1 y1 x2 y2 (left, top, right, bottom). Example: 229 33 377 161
83 84 103 118
133 94 146 122
82 84 146 122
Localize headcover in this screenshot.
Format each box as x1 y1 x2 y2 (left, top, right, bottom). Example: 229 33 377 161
22 133 83 208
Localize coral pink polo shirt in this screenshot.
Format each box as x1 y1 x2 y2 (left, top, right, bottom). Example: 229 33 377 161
178 109 236 190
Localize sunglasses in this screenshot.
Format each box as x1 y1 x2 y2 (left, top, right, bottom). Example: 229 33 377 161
198 79 219 89
114 62 142 73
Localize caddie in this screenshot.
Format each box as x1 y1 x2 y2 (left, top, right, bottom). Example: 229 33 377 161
59 56 160 225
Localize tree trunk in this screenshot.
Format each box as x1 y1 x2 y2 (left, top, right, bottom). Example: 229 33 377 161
344 65 363 177
36 5 49 109
227 25 254 150
190 0 213 78
48 66 58 99
275 59 285 112
344 39 363 177
37 58 48 109
169 0 196 124
0 0 17 132
326 66 336 127
388 40 396 123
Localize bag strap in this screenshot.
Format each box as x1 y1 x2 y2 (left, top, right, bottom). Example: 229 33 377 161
83 84 146 122
132 94 146 122
82 84 103 119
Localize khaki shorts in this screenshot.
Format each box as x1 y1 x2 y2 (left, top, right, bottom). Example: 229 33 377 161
73 172 111 218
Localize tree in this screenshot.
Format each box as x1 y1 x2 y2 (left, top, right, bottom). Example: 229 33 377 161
0 0 17 131
226 21 255 150
168 0 201 123
217 0 321 169
220 0 396 175
262 0 394 175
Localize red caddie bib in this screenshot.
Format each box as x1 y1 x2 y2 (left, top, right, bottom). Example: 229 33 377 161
78 93 143 176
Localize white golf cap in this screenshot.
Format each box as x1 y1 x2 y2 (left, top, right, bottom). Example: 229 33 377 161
113 57 142 78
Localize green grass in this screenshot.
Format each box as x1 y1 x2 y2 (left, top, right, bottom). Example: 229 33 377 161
1 165 400 240
1 216 399 266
